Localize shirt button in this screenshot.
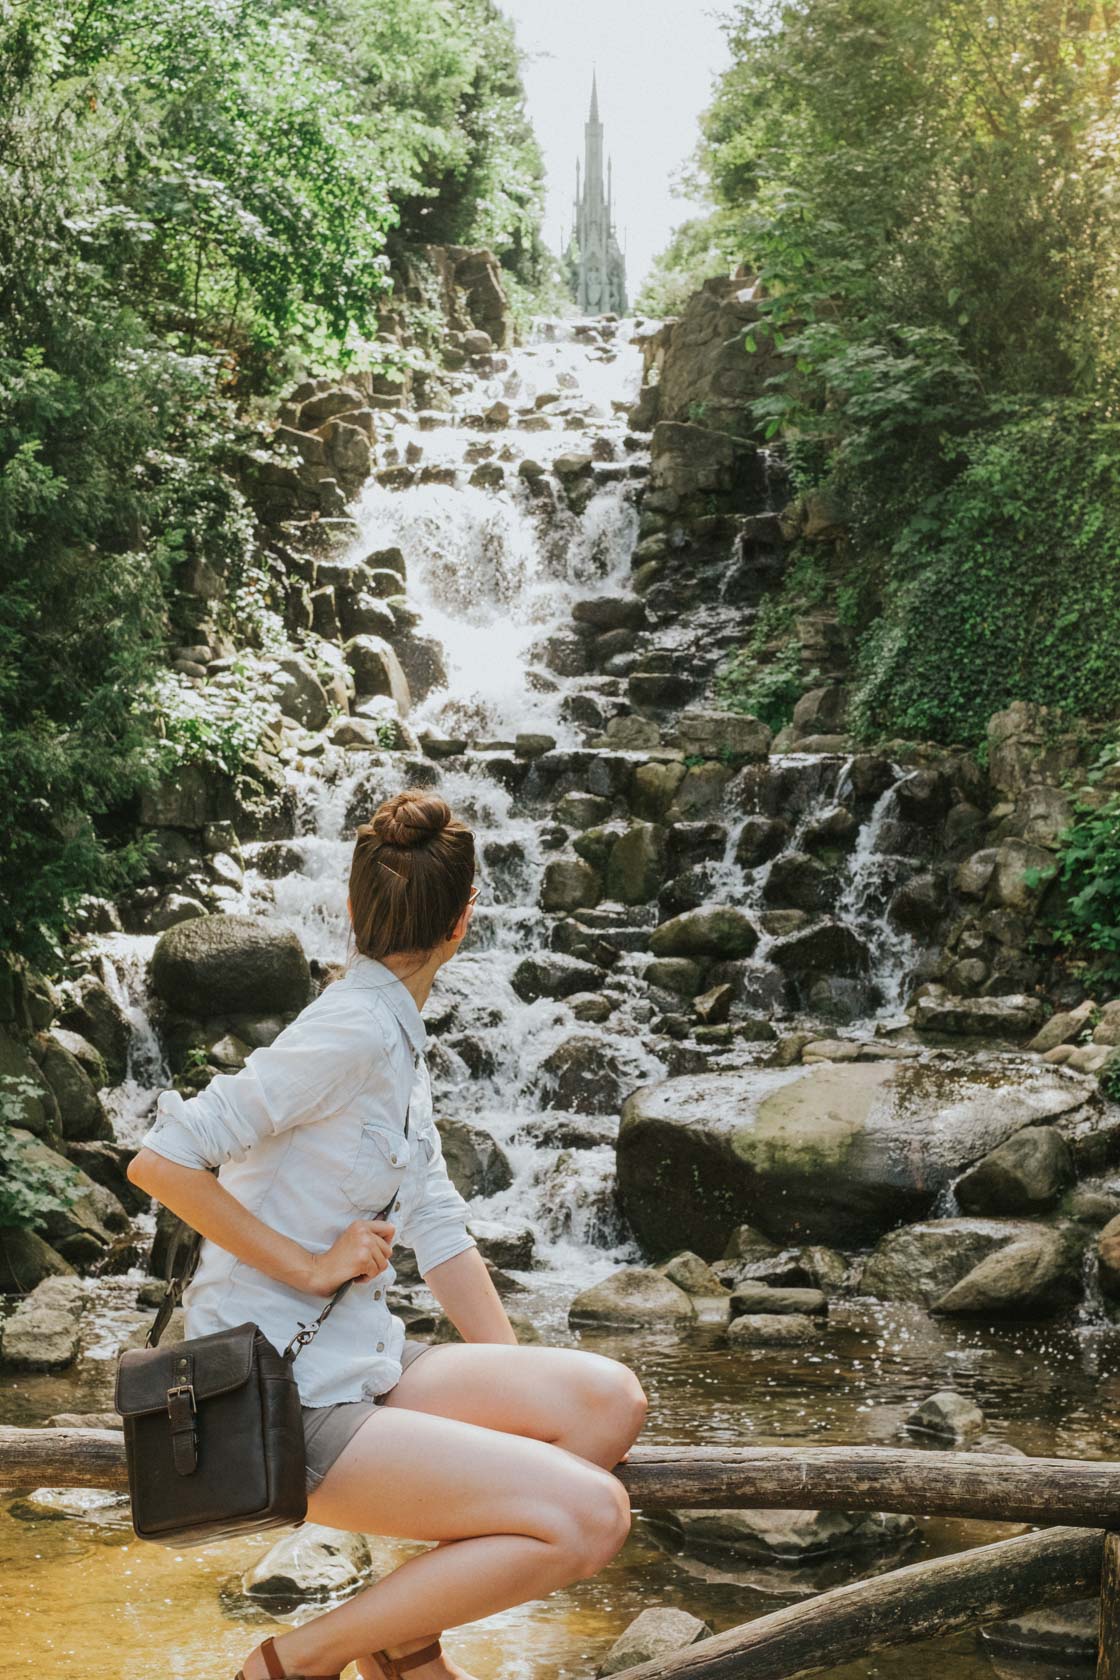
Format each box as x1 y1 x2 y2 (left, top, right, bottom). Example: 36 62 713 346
376 1341 384 1351
390 1153 398 1164
373 1289 381 1300
393 1200 400 1212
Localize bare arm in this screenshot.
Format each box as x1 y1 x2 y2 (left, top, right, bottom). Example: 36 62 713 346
422 1244 518 1344
127 1148 395 1298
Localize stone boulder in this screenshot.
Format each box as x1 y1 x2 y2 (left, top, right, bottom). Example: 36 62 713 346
273 654 331 731
913 992 1047 1040
568 1265 694 1326
535 1035 627 1115
598 1608 711 1678
58 976 132 1083
954 1125 1074 1214
0 1026 59 1135
933 1226 1084 1316
241 1523 372 1610
511 953 603 1002
541 858 601 913
768 919 869 978
649 907 758 961
150 915 311 1019
344 635 411 713
763 853 837 914
0 1226 75 1293
858 1218 1039 1308
0 1275 85 1369
649 421 767 510
437 1117 513 1200
617 1060 1102 1254
675 709 771 761
727 1312 817 1345
607 823 665 906
986 702 1081 801
37 1036 111 1142
653 275 793 438
905 1391 985 1443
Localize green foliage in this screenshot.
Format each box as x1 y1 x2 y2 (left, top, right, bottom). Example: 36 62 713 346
1030 743 1120 987
1099 1053 1120 1105
0 0 545 968
850 408 1120 744
664 0 1120 747
0 1116 82 1231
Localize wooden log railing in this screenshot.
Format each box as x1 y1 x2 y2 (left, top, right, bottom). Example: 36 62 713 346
1 1429 1118 1676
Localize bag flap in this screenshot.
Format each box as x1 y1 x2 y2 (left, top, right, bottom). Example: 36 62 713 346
115 1320 260 1417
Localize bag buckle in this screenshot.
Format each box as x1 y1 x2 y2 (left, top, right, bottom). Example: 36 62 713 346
166 1381 196 1413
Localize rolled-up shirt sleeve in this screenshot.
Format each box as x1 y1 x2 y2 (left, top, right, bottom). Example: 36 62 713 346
399 1113 478 1279
139 1000 386 1171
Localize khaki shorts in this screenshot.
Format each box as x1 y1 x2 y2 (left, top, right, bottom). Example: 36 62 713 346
302 1338 435 1493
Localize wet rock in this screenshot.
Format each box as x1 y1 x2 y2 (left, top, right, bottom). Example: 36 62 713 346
649 907 758 961
693 983 732 1026
433 1116 513 1200
955 1126 1074 1215
0 1275 85 1369
272 654 331 731
727 1312 817 1345
893 769 951 824
631 760 687 821
541 857 601 913
58 976 132 1083
987 702 1082 801
535 1035 626 1115
618 1059 1100 1253
731 1282 827 1317
658 865 720 919
990 838 1054 917
668 762 733 821
608 823 666 905
38 1036 111 1142
658 1251 729 1296
67 1141 149 1215
1097 1214 1120 1299
859 1218 1037 1307
467 1219 535 1269
889 872 946 937
913 992 1047 1039
644 958 706 998
905 1390 985 1442
933 1226 1083 1316
0 1027 59 1136
662 1506 916 1560
9 1487 130 1525
733 817 789 870
595 715 661 749
768 919 869 978
568 1265 695 1326
723 1224 779 1262
1028 1000 1096 1053
980 1599 1098 1666
0 1227 75 1293
344 634 411 712
569 992 614 1024
598 1607 711 1677
573 596 647 633
1092 1000 1120 1045
763 853 837 914
241 1524 372 1609
675 709 771 761
512 953 603 1002
802 805 858 855
954 848 998 899
150 915 311 1019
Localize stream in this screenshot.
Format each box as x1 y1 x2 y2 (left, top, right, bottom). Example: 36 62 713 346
3 319 1119 1680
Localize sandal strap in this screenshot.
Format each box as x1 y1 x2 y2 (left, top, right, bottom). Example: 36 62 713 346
393 1641 442 1673
255 1636 340 1680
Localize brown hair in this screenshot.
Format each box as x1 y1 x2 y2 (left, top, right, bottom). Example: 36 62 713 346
348 789 475 966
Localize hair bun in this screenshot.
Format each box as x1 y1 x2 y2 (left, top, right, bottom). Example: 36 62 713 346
371 790 452 850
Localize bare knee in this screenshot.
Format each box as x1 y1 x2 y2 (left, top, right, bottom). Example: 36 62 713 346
551 1468 632 1578
582 1357 648 1447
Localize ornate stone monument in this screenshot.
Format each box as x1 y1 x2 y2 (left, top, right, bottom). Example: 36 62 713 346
565 75 627 316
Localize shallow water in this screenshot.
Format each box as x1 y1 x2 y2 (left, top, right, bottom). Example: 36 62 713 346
4 1292 1118 1677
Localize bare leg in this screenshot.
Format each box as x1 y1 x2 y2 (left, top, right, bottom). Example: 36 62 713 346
375 1343 649 1468
236 1406 632 1680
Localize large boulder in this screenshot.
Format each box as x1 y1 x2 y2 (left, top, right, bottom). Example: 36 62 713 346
240 1523 372 1610
675 709 771 762
655 1507 916 1561
768 919 870 978
568 1265 695 1326
0 1026 59 1135
653 275 793 439
343 635 411 713
0 1226 75 1293
150 915 311 1020
598 1608 711 1678
0 1275 85 1370
58 976 132 1083
649 907 758 961
6 1130 128 1267
37 1036 111 1142
436 1117 513 1200
913 992 1048 1040
858 1218 1038 1308
933 1226 1084 1316
535 1036 627 1115
617 1060 1104 1254
954 1125 1074 1214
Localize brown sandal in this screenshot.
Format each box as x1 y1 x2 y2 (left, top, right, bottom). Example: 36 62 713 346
234 1633 341 1680
367 1637 444 1680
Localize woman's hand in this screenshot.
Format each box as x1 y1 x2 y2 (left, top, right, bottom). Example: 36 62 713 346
310 1218 396 1296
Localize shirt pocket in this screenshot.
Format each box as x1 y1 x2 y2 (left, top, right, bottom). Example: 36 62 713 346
340 1119 412 1215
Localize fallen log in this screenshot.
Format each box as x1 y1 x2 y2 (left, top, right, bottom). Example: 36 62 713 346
603 1525 1105 1680
1099 1531 1120 1679
4 1430 1120 1529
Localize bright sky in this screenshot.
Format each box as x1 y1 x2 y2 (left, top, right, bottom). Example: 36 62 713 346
500 0 732 299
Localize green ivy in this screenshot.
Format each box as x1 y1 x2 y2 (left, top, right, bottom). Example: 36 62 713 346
0 1112 82 1231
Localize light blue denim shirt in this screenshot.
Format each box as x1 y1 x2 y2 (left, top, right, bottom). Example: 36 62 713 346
138 952 477 1406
